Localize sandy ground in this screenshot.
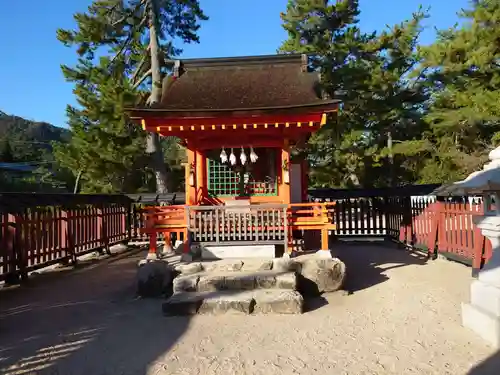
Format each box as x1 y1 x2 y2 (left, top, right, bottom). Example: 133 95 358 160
0 242 499 375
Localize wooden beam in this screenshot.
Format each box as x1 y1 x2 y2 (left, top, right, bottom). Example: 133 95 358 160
146 113 325 128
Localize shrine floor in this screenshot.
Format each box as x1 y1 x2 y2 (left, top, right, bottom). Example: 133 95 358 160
0 243 497 375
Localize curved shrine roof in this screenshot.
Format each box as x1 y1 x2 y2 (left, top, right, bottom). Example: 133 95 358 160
129 54 339 117
162 54 327 111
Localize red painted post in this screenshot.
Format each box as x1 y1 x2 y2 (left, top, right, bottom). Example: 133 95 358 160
426 202 440 259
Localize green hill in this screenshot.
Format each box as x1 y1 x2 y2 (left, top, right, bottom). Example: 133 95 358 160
0 110 69 162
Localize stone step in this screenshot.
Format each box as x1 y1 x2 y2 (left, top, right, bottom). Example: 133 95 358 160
173 270 297 293
162 289 303 316
175 259 274 275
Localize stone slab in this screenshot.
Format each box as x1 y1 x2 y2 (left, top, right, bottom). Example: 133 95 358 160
275 272 297 290
241 259 273 272
295 255 346 296
201 245 275 260
470 279 500 316
197 274 226 292
272 258 301 273
201 259 244 273
462 302 500 348
162 292 204 316
175 262 203 275
224 273 256 290
198 291 255 315
172 269 297 293
173 274 200 293
252 290 303 314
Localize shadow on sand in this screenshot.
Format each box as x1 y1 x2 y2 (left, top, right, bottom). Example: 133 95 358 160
467 350 500 375
0 240 430 374
331 239 429 294
0 249 192 375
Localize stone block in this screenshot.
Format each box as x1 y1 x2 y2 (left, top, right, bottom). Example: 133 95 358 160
254 272 277 289
224 273 256 290
197 274 226 292
137 260 173 298
175 262 203 275
202 259 244 273
241 259 273 272
253 290 303 314
275 272 297 290
198 291 255 315
462 302 500 348
470 279 500 316
201 245 275 260
173 274 200 293
296 256 346 296
162 292 203 316
272 258 300 272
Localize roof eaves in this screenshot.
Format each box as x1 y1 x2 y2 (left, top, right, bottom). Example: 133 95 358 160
126 99 341 115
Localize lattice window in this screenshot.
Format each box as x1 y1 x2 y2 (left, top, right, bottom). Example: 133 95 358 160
207 148 278 197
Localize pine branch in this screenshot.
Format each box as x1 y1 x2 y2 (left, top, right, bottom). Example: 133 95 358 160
111 0 147 26
131 53 150 82
109 14 148 66
132 69 152 89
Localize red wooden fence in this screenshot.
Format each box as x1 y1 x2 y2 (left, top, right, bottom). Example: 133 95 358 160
399 200 492 272
0 189 494 283
311 190 493 274
0 194 132 283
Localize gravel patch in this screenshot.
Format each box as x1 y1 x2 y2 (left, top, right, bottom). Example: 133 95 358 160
0 244 496 375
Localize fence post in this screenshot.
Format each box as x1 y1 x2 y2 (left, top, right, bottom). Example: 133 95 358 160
404 196 413 246
15 212 29 281
98 205 111 255
426 201 440 260
4 214 21 285
61 208 76 265
127 203 133 240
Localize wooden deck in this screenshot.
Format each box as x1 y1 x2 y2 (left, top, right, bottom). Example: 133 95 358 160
141 202 336 254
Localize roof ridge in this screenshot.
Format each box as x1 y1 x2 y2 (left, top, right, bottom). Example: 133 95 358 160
178 53 307 70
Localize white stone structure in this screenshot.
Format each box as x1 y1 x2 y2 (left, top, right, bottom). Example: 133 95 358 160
446 146 500 347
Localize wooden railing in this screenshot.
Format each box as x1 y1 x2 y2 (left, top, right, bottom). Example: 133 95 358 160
288 202 336 251
0 194 132 283
187 204 289 246
139 202 338 256
140 205 188 254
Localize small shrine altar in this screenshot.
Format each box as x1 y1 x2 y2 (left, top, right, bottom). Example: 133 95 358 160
128 54 339 259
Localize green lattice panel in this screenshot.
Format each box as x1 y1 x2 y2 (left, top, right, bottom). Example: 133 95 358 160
207 158 241 196
207 148 278 197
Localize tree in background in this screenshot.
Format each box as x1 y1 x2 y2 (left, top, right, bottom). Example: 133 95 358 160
417 0 500 183
53 59 147 193
279 0 430 187
0 139 15 163
56 0 207 193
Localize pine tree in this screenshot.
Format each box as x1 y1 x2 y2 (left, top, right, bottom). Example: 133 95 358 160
280 0 429 187
57 0 207 193
53 59 147 193
418 0 500 182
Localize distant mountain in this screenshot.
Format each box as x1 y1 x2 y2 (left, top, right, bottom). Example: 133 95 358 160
0 111 69 162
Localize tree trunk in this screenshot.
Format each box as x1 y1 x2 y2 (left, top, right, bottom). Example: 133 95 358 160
387 130 394 187
146 0 169 194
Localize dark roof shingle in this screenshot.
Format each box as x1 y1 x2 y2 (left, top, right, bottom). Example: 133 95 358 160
158 54 328 111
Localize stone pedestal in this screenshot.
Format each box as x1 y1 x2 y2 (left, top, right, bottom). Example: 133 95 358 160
462 216 500 347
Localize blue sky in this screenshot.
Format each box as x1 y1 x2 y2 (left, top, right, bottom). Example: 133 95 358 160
0 0 470 128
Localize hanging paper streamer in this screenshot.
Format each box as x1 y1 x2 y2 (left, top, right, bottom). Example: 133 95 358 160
250 147 258 163
240 147 247 165
229 148 236 165
220 147 228 163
